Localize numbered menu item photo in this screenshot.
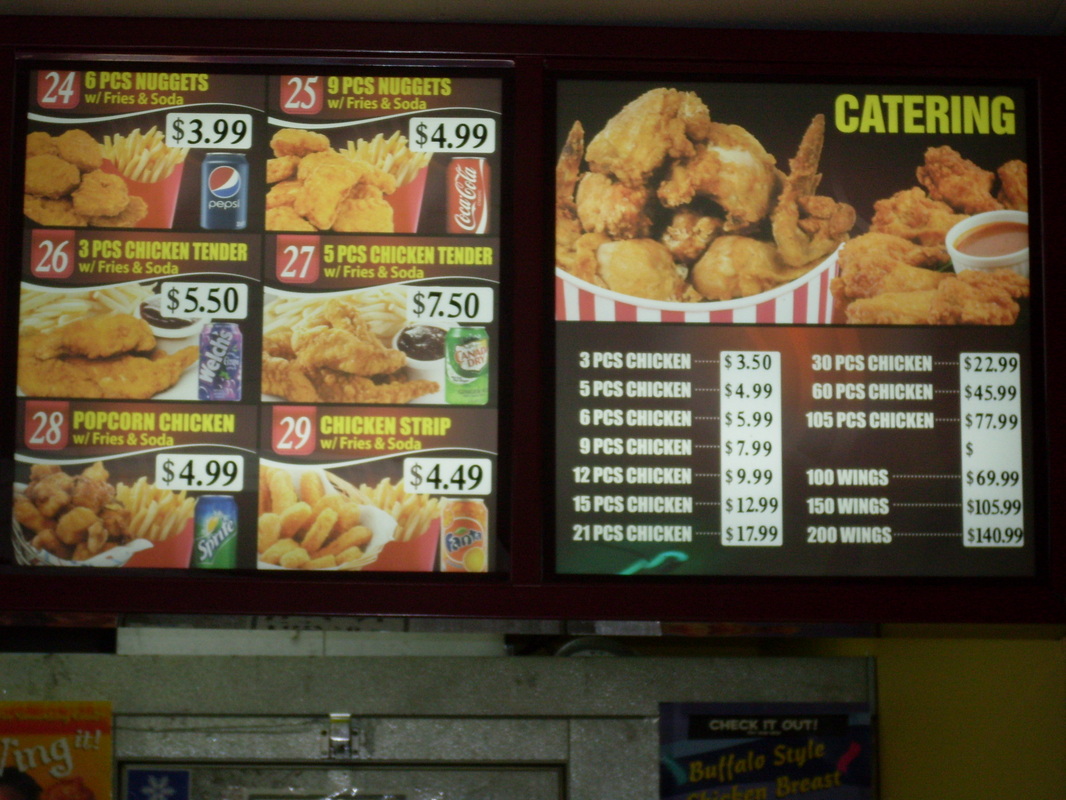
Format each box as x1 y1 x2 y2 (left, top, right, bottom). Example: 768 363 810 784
553 79 1036 578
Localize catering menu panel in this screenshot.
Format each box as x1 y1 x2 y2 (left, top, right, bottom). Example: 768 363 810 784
11 64 503 573
554 79 1037 577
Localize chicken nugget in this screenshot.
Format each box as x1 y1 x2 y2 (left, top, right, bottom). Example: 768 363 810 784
24 195 88 227
56 129 103 172
279 501 313 538
31 528 71 559
267 155 301 183
279 546 311 569
266 205 317 231
14 496 52 532
332 193 394 233
25 154 80 198
258 512 282 552
90 195 147 228
260 537 300 564
270 128 330 158
300 507 339 554
294 162 361 229
266 179 303 208
54 506 99 546
72 170 129 217
26 131 58 157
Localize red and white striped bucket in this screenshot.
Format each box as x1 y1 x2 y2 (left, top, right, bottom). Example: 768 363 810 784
555 246 840 324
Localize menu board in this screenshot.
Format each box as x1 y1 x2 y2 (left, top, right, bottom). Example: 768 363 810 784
10 65 502 573
554 79 1037 577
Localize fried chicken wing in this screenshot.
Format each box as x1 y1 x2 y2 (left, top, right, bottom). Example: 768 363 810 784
771 114 855 267
585 88 710 188
870 187 968 246
916 145 1002 214
658 122 779 232
997 159 1028 211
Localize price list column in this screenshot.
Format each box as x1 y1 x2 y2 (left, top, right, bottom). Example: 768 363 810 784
258 71 503 573
719 352 783 546
959 353 1024 547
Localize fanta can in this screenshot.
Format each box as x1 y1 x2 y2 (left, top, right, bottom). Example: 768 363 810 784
439 498 488 572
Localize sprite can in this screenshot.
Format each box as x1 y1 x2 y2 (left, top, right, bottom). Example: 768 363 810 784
192 495 238 568
445 326 489 405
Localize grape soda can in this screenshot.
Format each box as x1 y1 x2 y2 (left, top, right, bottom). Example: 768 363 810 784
198 322 242 400
447 157 490 234
200 152 248 230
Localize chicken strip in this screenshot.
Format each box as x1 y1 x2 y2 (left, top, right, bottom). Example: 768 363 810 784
31 313 155 360
293 327 407 376
314 371 439 404
585 88 710 188
870 187 968 246
658 122 779 232
916 145 1001 214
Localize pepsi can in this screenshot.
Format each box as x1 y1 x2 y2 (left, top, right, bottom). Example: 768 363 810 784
201 152 248 230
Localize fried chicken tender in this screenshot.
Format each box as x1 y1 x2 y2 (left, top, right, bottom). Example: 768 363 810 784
871 187 968 246
916 145 1002 214
997 159 1028 211
72 169 130 217
586 88 711 188
32 313 155 360
270 127 331 157
658 122 779 233
691 235 808 301
56 129 103 172
771 114 855 268
24 195 88 227
25 154 81 198
262 354 319 402
595 239 687 302
314 371 440 404
575 171 653 238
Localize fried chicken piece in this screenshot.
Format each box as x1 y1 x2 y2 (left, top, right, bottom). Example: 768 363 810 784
69 473 116 514
771 114 855 268
294 160 362 229
18 339 197 400
575 171 652 238
267 155 301 183
870 187 968 246
30 528 71 559
333 187 394 233
26 131 58 157
690 235 808 301
555 120 585 254
54 505 100 546
25 154 80 198
56 129 103 172
71 169 129 217
293 327 407 376
262 354 319 401
658 122 779 232
32 313 155 360
660 207 723 265
586 88 711 188
997 159 1028 211
958 266 1030 298
917 146 1001 214
595 239 687 302
90 195 147 228
24 195 88 227
266 205 317 231
25 470 73 518
314 370 439 404
833 232 950 301
845 274 1020 325
270 128 331 158
266 180 304 209
14 495 53 532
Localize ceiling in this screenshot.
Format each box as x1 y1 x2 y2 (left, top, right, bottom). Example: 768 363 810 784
3 0 1066 36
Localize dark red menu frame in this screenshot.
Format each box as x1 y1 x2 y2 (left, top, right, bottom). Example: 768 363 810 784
0 16 1062 623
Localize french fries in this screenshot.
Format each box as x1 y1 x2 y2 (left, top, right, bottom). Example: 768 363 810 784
115 477 194 542
102 126 189 183
20 284 153 335
263 287 407 342
341 130 431 187
330 474 439 543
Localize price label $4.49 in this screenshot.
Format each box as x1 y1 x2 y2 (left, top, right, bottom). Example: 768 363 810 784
403 457 492 496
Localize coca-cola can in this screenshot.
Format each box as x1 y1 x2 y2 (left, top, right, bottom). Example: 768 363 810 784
447 157 490 234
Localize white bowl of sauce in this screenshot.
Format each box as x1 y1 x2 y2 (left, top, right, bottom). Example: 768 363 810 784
947 210 1029 278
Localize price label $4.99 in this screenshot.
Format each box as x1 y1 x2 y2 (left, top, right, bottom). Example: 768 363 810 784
155 454 244 492
403 457 492 496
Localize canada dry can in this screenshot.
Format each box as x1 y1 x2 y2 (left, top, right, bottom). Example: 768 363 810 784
193 495 238 568
447 157 490 234
199 322 242 401
201 152 248 230
439 498 488 572
445 326 489 405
